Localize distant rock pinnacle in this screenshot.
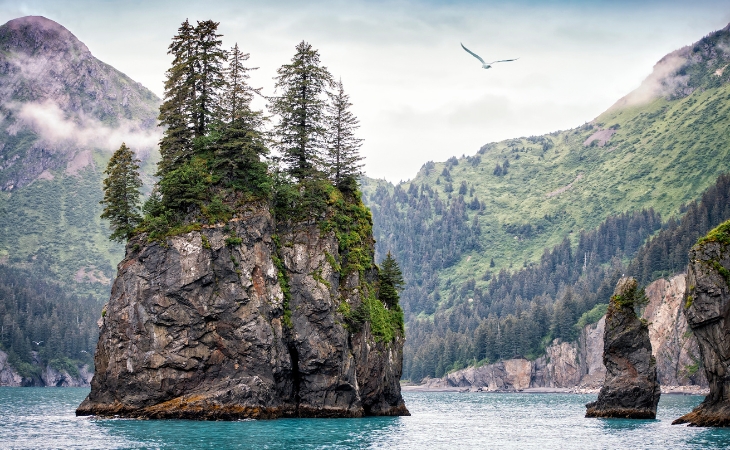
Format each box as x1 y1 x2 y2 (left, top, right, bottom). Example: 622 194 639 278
585 277 660 419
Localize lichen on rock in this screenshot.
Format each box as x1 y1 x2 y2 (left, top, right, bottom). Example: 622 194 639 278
673 220 730 427
585 277 660 419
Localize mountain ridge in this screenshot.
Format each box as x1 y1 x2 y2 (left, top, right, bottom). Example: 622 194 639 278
0 15 160 301
362 23 730 380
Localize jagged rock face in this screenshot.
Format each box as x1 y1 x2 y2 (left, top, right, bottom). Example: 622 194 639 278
586 277 660 419
441 358 532 391
674 237 730 427
643 275 706 387
0 349 93 387
76 208 408 419
431 318 606 392
577 317 607 388
532 341 581 388
0 350 22 386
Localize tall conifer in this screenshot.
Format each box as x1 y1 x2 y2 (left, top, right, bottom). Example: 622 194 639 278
379 251 405 308
269 41 333 180
100 143 143 242
157 19 195 177
324 79 364 190
157 19 227 178
212 43 269 193
193 20 226 137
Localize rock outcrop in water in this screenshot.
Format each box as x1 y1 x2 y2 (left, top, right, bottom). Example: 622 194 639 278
412 274 707 394
673 221 730 427
585 277 660 419
76 203 408 419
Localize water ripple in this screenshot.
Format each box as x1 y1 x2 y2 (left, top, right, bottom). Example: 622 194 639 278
2 388 729 449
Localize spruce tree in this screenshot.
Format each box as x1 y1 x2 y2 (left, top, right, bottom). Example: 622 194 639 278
100 143 143 242
269 41 333 180
379 251 405 308
193 20 226 138
157 19 227 178
157 19 196 178
324 79 364 190
212 43 269 194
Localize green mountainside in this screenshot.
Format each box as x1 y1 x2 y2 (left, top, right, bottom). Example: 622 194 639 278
362 24 730 379
0 16 160 300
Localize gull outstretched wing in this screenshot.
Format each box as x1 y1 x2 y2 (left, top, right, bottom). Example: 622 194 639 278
461 43 486 65
488 58 519 64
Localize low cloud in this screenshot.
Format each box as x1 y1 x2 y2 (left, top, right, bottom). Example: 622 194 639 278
10 100 160 157
611 51 689 108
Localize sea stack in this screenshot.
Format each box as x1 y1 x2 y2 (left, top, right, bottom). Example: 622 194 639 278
76 201 409 419
673 221 730 427
585 277 660 419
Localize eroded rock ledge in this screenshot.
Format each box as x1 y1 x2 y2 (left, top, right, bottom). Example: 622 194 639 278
585 277 660 419
76 206 408 419
673 223 730 427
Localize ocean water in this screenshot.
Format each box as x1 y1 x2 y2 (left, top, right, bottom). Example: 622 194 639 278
1 388 730 449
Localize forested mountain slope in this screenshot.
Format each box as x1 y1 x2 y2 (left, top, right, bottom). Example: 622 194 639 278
362 25 730 380
0 16 160 300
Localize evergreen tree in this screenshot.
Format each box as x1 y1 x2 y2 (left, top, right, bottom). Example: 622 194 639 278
157 19 227 178
100 143 142 242
379 251 405 308
211 43 269 194
269 41 333 180
221 43 257 124
157 19 196 177
193 20 227 138
324 79 363 190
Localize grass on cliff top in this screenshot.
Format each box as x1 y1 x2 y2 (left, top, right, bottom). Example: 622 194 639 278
697 219 730 246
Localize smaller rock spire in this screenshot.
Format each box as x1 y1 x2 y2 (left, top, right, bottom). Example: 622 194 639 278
585 276 660 419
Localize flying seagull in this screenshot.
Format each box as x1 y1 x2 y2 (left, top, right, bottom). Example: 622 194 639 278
461 43 518 69
33 341 43 345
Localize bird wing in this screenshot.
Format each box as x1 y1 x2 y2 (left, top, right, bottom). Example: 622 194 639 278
488 58 519 64
461 43 486 65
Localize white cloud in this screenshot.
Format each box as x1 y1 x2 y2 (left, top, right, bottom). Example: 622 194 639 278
12 100 160 157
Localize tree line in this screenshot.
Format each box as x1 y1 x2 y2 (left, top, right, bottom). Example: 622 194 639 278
0 264 99 380
368 171 730 381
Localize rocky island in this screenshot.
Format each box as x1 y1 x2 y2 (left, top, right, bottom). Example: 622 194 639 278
585 277 660 419
76 201 408 419
77 20 408 419
673 220 730 427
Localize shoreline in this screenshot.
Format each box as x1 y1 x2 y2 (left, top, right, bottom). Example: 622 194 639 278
401 384 709 396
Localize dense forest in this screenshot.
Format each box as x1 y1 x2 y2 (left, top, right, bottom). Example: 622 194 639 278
366 173 730 381
0 264 98 380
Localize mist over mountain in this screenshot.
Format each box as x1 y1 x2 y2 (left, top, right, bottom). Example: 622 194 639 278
0 16 160 300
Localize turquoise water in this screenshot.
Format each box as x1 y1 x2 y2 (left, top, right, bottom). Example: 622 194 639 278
1 388 730 449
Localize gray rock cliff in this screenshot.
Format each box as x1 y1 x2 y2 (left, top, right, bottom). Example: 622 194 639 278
76 204 408 419
643 275 706 387
585 277 660 419
674 223 730 427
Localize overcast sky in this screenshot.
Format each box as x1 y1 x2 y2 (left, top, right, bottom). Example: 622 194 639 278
2 0 730 182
